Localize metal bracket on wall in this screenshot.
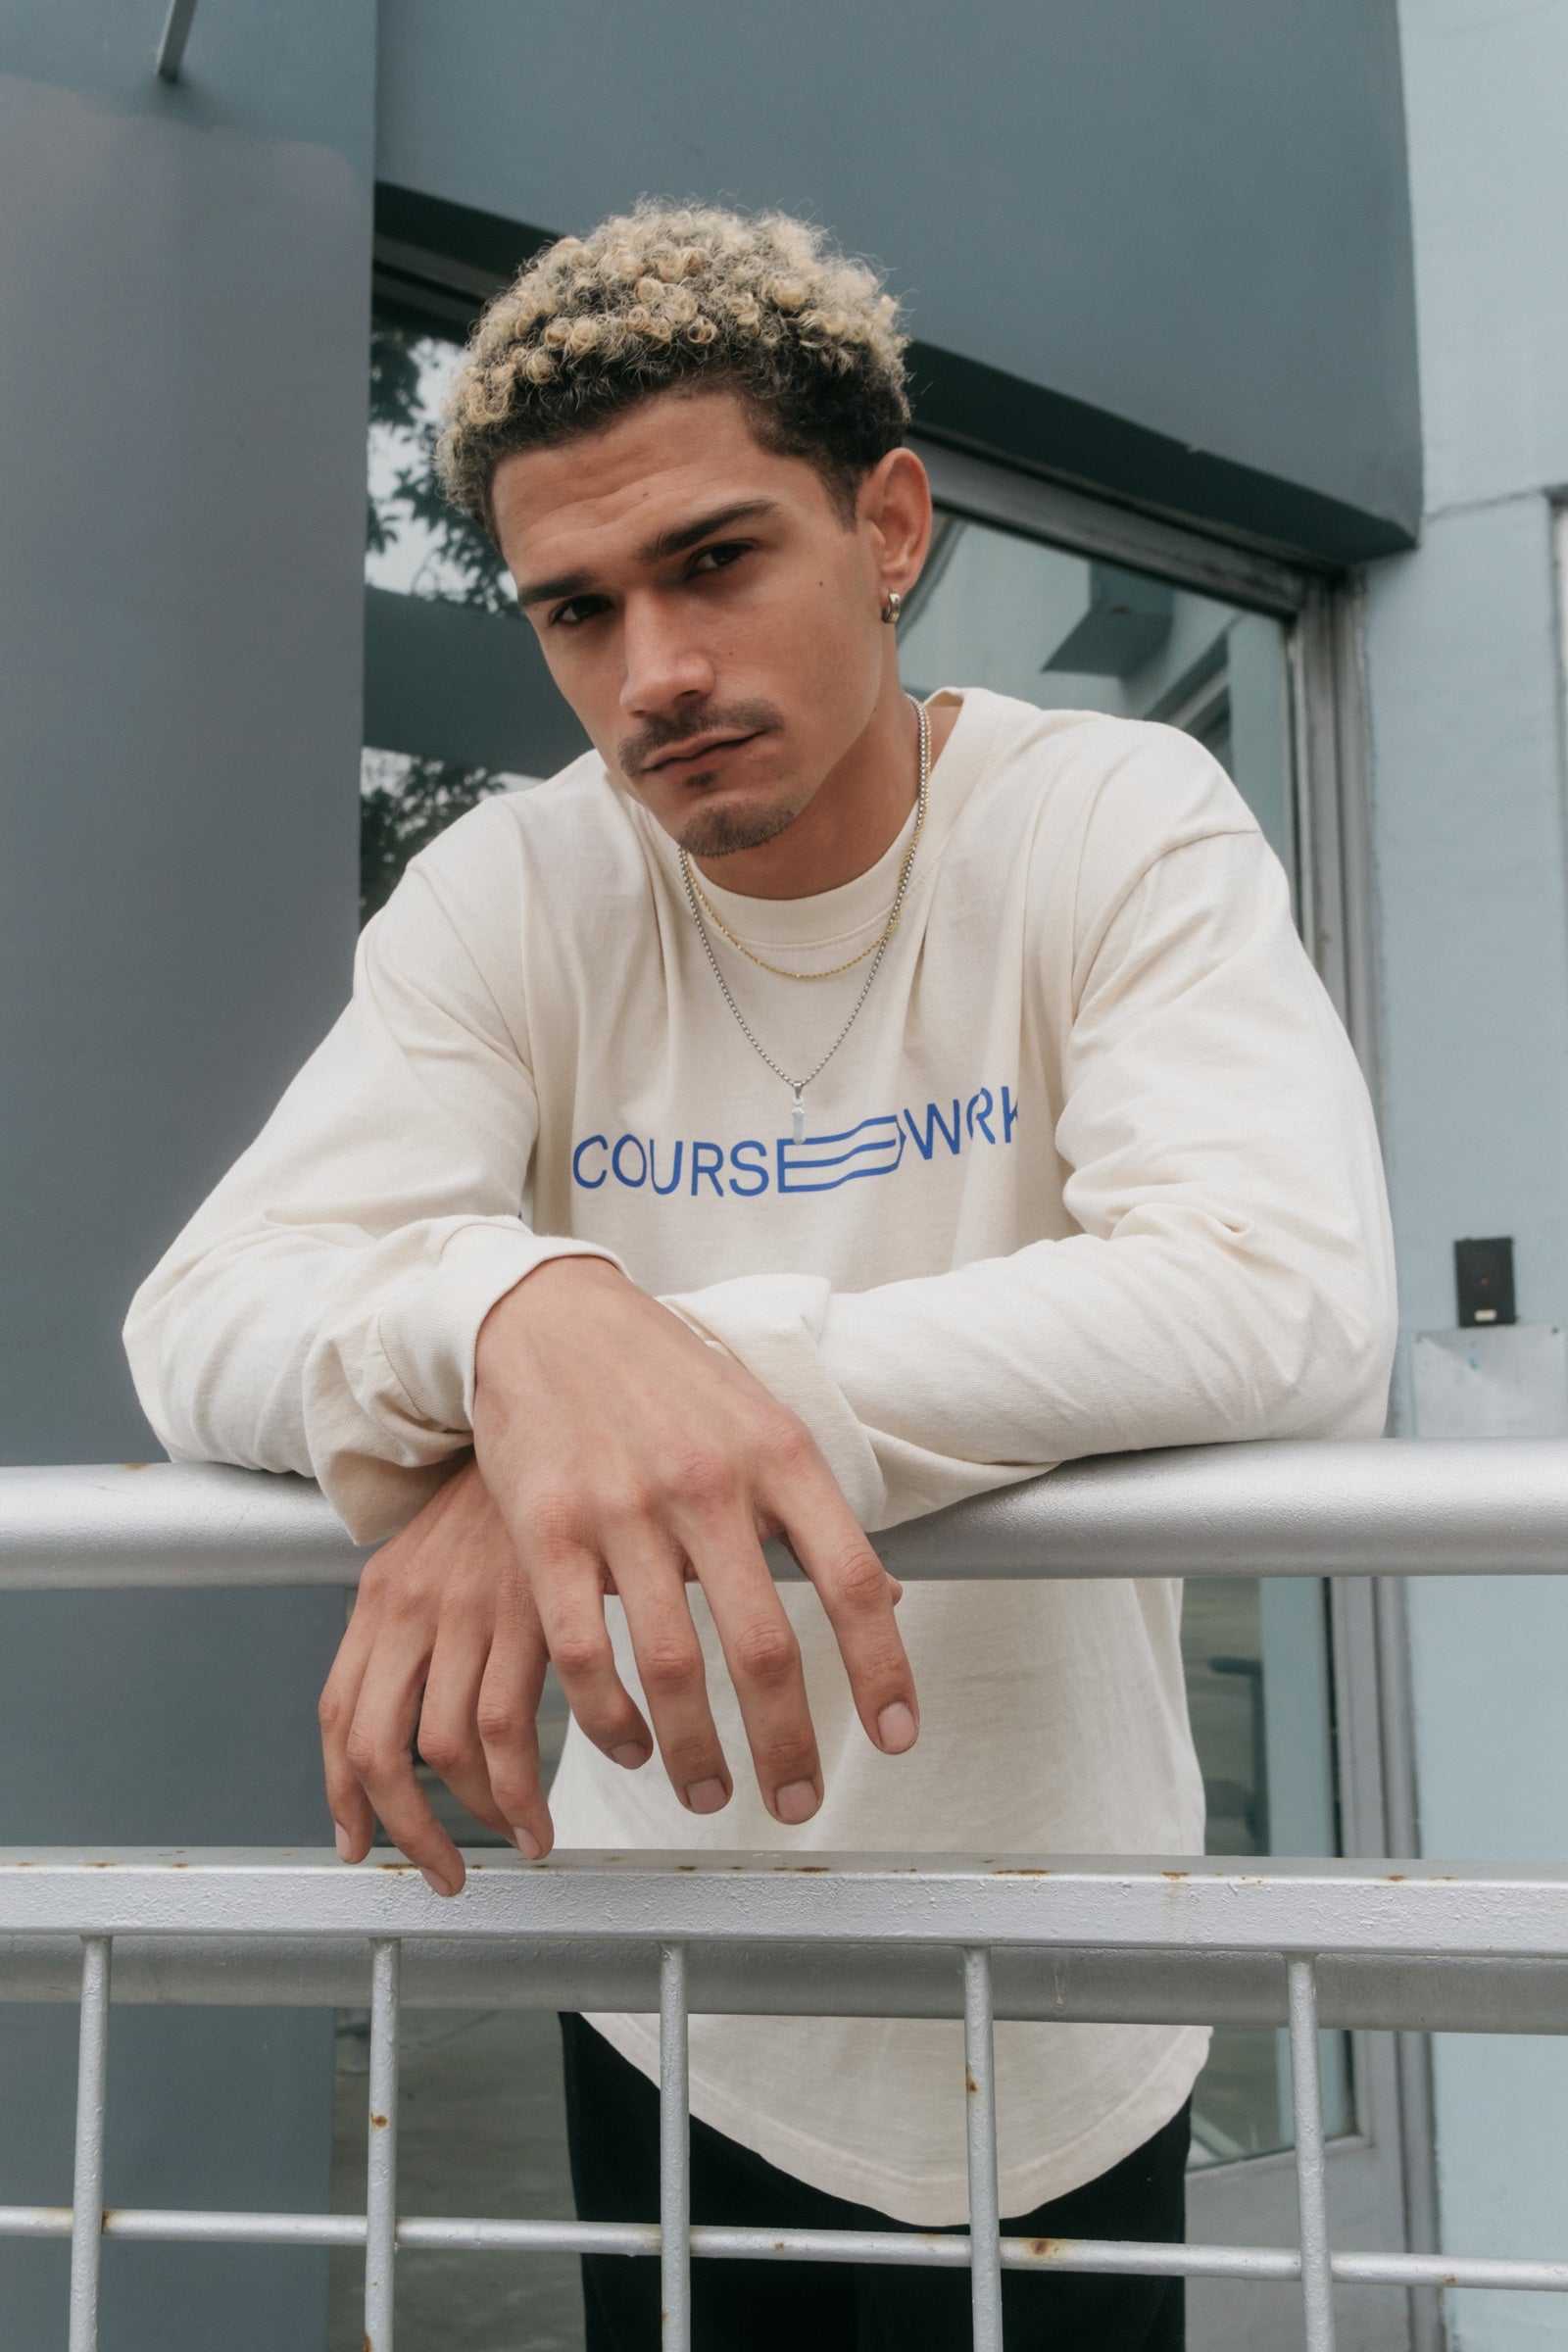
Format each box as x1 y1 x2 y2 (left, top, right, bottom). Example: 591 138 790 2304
155 0 200 83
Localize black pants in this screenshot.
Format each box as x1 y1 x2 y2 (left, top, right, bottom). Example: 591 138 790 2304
561 2014 1189 2351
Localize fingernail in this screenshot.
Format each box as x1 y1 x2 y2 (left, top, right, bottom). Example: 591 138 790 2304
684 1778 729 1814
333 1823 354 1862
419 1866 455 1896
775 1780 819 1825
611 1741 650 1769
877 1701 918 1754
510 1825 543 1859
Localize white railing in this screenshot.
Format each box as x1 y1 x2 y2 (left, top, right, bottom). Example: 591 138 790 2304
2 1440 1567 2352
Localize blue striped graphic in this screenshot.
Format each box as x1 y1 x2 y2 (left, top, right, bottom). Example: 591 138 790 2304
776 1114 906 1195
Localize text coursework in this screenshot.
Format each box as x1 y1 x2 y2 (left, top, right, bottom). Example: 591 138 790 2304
571 1086 1020 1200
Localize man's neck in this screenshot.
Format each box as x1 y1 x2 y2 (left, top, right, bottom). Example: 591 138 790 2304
689 679 960 902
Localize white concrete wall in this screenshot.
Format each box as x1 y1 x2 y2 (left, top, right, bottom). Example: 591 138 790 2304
1368 6 1568 2343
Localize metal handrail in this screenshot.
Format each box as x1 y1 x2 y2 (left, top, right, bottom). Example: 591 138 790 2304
5 1438 1566 2352
5 1435 1568 1587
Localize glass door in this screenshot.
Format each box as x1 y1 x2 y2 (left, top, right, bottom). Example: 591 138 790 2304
896 510 1336 2163
900 477 1409 2351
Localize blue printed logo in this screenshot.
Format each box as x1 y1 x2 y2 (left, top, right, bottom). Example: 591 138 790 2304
571 1086 1018 1201
777 1114 905 1194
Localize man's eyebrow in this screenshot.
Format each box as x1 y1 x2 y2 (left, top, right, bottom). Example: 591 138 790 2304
513 498 780 612
640 498 779 564
514 564 596 612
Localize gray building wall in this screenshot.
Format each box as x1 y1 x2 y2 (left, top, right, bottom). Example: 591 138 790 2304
375 0 1422 561
0 4 375 2344
1365 4 1568 2346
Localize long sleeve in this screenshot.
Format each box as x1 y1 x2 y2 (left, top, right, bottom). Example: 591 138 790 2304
123 845 620 1542
128 716 1397 1549
662 826 1397 1531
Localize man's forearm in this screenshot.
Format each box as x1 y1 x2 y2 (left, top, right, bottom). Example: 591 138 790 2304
665 1214 1396 1533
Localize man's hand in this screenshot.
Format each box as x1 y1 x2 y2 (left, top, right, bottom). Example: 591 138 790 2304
319 1257 917 1893
471 1258 917 1834
318 1455 554 1894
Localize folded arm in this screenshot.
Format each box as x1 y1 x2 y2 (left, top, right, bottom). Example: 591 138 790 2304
663 828 1398 1531
124 813 915 1872
125 798 1396 1878
124 827 619 1541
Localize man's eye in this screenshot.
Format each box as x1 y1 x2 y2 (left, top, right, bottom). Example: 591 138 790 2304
689 541 750 577
550 595 610 628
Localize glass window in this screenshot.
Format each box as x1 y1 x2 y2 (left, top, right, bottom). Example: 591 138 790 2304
902 511 1346 2166
1181 1578 1349 2161
368 323 511 612
898 514 1296 889
362 319 571 926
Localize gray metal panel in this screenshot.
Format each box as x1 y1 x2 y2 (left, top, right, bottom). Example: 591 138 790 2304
363 585 591 773
912 440 1308 617
374 0 1421 550
0 11 378 2347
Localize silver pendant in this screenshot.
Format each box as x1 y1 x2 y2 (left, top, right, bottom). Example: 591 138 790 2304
792 1090 806 1143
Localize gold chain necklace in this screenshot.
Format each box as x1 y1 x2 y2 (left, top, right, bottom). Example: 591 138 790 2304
678 713 930 983
677 698 930 1140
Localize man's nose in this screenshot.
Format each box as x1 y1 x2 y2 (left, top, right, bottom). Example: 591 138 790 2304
619 594 714 718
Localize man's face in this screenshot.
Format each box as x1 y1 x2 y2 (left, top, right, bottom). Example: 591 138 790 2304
491 388 900 859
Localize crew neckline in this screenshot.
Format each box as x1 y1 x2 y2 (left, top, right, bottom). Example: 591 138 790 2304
644 689 983 951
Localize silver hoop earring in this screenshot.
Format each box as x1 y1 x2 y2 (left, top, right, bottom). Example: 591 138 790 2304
881 590 903 625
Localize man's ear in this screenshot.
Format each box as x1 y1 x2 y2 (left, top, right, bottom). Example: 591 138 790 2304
859 447 933 600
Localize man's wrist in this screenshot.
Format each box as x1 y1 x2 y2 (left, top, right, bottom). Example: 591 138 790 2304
474 1252 629 1386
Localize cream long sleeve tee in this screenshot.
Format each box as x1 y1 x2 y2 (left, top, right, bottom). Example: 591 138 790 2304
125 688 1396 2221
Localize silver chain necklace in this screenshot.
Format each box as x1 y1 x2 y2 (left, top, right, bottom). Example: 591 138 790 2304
678 697 931 1142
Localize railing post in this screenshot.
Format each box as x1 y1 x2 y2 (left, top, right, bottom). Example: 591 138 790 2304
365 1937 401 2352
963 1945 1004 2352
661 1941 691 2350
154 0 200 81
68 1935 112 2352
1288 1955 1337 2352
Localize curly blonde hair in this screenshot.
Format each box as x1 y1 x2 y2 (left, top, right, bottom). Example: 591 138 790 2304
437 202 910 536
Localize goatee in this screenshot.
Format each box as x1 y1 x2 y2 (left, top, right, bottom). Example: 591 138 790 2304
677 798 801 859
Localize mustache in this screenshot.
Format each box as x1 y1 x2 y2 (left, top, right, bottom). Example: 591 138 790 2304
619 701 784 779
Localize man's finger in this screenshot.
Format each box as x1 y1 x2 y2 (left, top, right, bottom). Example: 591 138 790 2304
475 1578 555 1857
345 1620 466 1895
772 1459 919 1760
681 1514 822 1826
604 1536 732 1817
414 1617 519 1848
318 1591 382 1862
524 1542 657 1771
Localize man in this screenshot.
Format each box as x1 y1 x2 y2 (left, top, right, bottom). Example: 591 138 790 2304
126 202 1396 2348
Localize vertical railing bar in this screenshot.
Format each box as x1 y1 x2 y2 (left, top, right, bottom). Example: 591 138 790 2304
364 1938 401 2352
1288 1954 1337 2352
660 1941 691 2351
963 1945 1004 2352
154 0 200 80
68 1936 112 2352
